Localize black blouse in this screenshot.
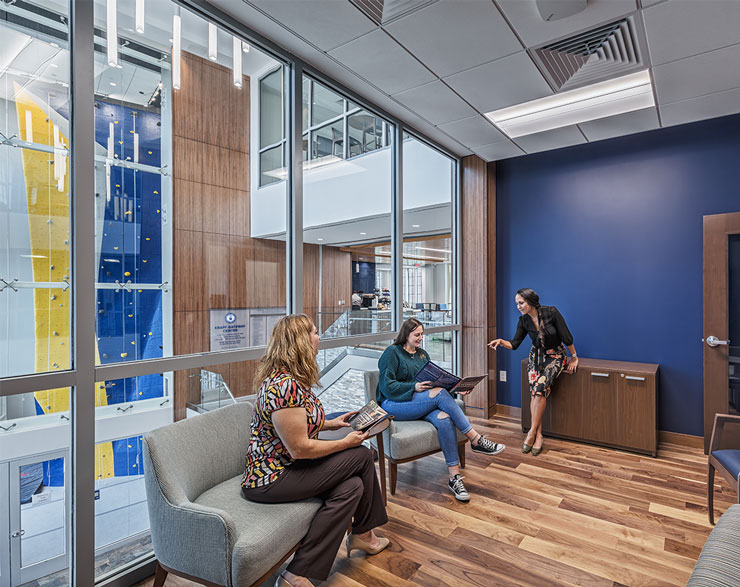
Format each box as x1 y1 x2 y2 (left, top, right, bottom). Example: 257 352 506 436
509 306 573 351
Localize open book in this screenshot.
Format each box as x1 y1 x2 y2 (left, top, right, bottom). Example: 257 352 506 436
347 400 392 433
414 360 487 394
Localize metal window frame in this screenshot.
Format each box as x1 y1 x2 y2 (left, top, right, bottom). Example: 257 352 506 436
0 1 464 585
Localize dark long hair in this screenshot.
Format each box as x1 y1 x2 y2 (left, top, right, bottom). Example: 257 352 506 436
394 318 425 351
517 288 546 348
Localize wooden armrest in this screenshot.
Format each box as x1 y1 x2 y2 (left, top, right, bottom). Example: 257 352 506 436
710 413 740 452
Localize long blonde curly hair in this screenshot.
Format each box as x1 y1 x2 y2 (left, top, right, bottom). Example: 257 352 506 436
254 314 321 391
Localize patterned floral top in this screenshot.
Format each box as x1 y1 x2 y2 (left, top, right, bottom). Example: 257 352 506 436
242 370 325 488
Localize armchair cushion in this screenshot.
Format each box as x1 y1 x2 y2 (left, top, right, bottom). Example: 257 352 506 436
712 450 740 478
195 477 321 586
688 504 740 586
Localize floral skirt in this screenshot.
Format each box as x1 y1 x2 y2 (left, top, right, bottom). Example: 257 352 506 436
527 345 566 398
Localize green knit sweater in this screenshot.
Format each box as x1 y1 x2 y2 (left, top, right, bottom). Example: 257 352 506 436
376 344 428 403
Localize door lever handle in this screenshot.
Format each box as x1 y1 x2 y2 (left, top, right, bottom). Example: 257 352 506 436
705 336 730 347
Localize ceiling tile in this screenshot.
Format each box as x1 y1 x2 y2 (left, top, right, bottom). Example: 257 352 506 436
472 140 525 161
514 125 586 154
659 87 740 127
246 0 376 51
329 29 436 95
643 0 740 66
653 43 740 105
392 81 476 125
384 0 521 78
444 51 552 112
640 0 665 7
437 115 506 148
578 107 660 142
494 0 638 47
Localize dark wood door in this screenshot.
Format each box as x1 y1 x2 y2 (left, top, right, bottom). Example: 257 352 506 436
703 212 740 452
582 369 618 444
618 372 656 454
548 370 582 438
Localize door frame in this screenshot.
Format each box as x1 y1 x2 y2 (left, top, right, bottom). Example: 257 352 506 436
703 211 740 452
8 449 70 586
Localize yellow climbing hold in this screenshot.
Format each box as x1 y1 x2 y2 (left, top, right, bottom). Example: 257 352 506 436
120 352 128 358
124 271 131 276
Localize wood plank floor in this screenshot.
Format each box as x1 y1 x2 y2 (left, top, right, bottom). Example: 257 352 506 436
135 414 734 587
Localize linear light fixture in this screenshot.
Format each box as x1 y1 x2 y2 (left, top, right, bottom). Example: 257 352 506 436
208 23 218 61
106 0 118 66
485 70 654 139
135 0 145 34
172 9 181 90
232 36 242 88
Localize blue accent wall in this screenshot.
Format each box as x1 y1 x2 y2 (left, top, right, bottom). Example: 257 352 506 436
496 113 740 436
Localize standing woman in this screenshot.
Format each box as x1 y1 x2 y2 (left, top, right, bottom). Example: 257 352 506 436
488 288 578 456
377 318 505 502
242 314 389 587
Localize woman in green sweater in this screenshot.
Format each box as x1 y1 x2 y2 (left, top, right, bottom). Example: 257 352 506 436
377 318 506 501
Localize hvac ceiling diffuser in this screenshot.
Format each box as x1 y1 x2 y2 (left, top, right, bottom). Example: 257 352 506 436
350 0 436 25
531 16 648 92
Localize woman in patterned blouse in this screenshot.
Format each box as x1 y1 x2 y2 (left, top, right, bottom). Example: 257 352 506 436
242 314 388 587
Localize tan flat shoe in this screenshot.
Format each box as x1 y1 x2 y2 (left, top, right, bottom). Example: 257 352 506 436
346 533 390 556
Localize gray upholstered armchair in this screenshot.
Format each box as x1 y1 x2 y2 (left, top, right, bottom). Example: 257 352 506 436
142 401 321 587
363 370 467 495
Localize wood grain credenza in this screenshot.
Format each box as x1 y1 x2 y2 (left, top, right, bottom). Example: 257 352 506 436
521 358 659 456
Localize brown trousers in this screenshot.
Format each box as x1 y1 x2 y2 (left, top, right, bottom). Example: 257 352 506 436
242 446 388 581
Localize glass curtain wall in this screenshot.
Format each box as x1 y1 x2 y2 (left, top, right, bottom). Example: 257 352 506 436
0 1 460 586
297 76 394 341
402 132 455 366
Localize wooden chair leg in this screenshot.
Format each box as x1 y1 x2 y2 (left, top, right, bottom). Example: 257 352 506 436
390 462 397 495
708 463 715 525
153 562 168 587
458 443 466 469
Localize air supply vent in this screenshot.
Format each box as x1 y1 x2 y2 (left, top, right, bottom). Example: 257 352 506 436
350 0 436 25
531 16 647 91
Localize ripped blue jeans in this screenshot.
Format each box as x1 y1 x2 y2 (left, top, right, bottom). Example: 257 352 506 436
381 389 472 466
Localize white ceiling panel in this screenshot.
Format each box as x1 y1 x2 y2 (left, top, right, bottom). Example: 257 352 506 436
437 115 506 148
246 1 376 51
472 140 525 161
392 81 476 125
494 0 638 47
643 0 740 66
578 107 660 142
514 125 586 154
653 43 740 105
444 51 552 112
329 29 436 95
659 87 740 127
384 0 522 78
640 0 666 7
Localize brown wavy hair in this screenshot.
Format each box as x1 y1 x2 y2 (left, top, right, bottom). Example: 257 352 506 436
393 318 427 359
516 288 546 348
254 314 321 391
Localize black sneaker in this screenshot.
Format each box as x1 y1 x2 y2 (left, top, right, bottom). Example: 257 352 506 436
471 436 505 455
448 474 470 502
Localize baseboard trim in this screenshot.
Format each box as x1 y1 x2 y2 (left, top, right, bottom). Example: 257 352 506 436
494 404 521 419
659 430 704 449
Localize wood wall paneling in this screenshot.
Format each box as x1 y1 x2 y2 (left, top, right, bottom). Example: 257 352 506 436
173 229 205 312
461 155 496 418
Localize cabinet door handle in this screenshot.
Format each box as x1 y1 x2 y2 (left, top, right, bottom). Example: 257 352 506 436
591 372 610 378
625 375 646 382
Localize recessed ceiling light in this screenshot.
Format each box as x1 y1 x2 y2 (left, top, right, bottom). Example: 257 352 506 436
109 82 117 86
485 70 654 139
412 224 420 228
50 63 58 68
360 232 367 235
317 238 324 241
